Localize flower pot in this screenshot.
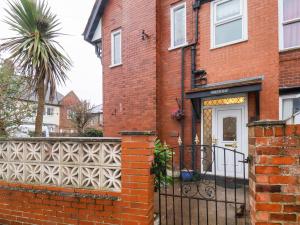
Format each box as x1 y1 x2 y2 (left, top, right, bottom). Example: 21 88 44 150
181 170 194 182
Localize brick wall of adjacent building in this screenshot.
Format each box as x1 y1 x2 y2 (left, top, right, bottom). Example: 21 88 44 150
249 121 300 225
101 0 158 136
59 91 81 134
0 133 155 225
280 50 300 88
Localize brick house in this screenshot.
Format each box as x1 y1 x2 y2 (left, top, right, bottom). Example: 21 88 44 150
59 91 81 134
84 0 300 176
88 105 104 130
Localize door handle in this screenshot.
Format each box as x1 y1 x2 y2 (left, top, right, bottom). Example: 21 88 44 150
225 144 235 148
225 142 238 148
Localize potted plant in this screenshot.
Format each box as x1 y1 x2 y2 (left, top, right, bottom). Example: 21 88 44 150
171 98 184 121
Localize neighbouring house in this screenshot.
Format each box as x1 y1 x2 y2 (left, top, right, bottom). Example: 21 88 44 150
58 91 82 134
84 0 300 177
21 91 64 133
88 105 104 130
21 90 84 135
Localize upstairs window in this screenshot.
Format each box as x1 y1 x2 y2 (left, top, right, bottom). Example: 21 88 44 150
67 109 74 120
211 0 248 48
47 107 54 116
279 0 300 50
111 29 122 67
170 2 187 49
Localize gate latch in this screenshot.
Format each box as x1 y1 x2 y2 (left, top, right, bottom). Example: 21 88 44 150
238 156 250 164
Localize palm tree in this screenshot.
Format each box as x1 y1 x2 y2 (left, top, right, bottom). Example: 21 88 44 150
0 0 71 136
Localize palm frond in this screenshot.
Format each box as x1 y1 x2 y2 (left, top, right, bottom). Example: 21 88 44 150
0 0 72 100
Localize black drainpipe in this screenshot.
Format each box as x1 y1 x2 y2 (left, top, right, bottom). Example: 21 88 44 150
180 0 202 168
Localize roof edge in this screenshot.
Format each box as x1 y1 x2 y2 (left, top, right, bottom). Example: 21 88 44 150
83 0 108 44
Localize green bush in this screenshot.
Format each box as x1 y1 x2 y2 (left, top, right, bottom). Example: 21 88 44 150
152 139 173 190
82 129 103 137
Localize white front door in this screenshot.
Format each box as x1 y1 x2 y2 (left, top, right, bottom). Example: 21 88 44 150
215 107 247 178
201 96 248 179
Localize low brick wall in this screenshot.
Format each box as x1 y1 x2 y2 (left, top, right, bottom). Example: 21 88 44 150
249 121 300 225
0 133 155 225
0 183 120 225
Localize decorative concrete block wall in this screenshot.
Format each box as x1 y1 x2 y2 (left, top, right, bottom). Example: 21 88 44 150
0 133 155 225
248 121 300 225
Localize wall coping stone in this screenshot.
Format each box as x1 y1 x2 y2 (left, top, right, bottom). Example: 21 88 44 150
247 120 286 127
120 131 156 136
0 185 119 201
0 137 121 142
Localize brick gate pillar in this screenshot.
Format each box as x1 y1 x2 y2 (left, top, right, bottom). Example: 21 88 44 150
248 121 300 225
120 131 156 225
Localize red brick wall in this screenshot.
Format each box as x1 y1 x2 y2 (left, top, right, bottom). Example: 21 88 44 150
59 91 81 133
0 183 121 225
157 0 280 147
100 0 281 146
121 132 155 224
280 49 300 88
249 121 300 225
101 0 158 136
0 133 155 225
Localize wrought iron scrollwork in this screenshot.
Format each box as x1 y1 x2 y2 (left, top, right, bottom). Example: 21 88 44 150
157 144 248 225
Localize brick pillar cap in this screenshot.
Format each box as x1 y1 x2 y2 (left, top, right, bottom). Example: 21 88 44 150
247 120 286 127
119 131 157 136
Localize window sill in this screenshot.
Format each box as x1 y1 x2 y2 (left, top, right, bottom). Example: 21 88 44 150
109 63 122 68
279 46 300 53
210 39 248 50
168 42 189 51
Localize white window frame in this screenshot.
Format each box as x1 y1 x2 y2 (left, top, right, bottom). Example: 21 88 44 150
279 93 300 120
210 0 248 49
169 2 188 50
47 107 54 116
110 29 122 67
67 109 73 120
278 0 300 51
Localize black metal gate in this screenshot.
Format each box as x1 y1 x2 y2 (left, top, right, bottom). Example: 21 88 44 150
156 144 249 225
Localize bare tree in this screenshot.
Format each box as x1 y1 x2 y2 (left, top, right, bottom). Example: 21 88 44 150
70 101 94 134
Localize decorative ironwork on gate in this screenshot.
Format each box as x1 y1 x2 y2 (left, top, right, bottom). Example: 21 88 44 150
157 144 249 225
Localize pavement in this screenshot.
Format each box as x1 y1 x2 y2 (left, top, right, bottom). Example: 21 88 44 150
154 179 250 225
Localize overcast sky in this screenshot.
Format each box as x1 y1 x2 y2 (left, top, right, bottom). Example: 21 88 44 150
0 0 103 105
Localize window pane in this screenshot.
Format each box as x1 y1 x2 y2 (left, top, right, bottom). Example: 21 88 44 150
215 18 242 45
283 0 300 21
203 97 245 107
282 98 293 120
174 6 186 46
293 98 300 114
203 109 212 172
216 0 240 22
223 117 237 141
283 22 300 49
113 32 121 65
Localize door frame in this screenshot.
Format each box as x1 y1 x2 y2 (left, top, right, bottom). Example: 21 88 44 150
200 94 248 177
